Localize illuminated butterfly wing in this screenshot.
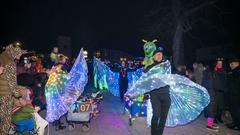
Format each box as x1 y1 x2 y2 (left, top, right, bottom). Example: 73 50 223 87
93 58 120 97
126 61 209 127
61 49 88 109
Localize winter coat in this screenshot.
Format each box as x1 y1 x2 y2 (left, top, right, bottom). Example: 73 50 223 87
228 66 240 103
212 69 227 92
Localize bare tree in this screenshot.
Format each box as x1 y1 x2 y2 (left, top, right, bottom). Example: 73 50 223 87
143 0 220 66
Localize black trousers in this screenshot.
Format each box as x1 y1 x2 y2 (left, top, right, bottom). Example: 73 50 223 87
229 98 240 127
214 91 225 119
150 86 171 135
230 107 240 127
119 78 128 101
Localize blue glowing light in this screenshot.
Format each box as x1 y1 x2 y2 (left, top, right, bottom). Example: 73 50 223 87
125 60 210 127
45 49 88 122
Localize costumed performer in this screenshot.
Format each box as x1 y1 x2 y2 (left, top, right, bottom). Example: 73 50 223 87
125 44 210 135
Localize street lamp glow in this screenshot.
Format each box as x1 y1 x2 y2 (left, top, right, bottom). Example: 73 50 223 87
83 50 88 58
14 41 22 46
16 42 20 46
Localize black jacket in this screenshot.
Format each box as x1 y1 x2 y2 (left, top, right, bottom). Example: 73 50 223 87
228 66 240 102
143 60 170 96
212 69 227 92
202 68 214 96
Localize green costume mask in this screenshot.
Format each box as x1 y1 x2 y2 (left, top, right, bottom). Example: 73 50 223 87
142 39 157 67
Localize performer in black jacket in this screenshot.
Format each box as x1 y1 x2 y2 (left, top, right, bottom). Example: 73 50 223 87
119 61 128 102
143 46 171 135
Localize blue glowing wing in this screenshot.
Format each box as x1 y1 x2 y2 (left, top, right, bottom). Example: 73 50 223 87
143 74 209 127
125 60 171 96
61 49 88 108
45 69 68 122
93 58 120 97
126 60 210 127
166 79 209 127
107 71 120 97
127 68 144 88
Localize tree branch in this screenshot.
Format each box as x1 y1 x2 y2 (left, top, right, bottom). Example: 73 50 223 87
182 19 192 32
183 0 218 18
187 31 205 48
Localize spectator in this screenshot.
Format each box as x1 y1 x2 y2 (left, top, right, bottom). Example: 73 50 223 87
193 62 204 85
212 58 227 123
58 54 69 72
17 57 35 75
186 69 195 81
202 65 219 132
50 47 59 67
30 73 48 110
226 58 240 130
176 65 187 76
34 55 43 73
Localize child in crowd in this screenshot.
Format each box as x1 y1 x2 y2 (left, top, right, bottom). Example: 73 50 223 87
11 85 45 134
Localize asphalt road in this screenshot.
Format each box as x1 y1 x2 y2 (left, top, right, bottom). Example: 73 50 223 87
42 88 239 135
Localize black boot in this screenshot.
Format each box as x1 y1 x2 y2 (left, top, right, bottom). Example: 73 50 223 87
55 120 66 131
214 118 218 124
216 115 223 123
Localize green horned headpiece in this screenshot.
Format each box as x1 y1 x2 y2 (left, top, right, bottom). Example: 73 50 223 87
142 39 157 67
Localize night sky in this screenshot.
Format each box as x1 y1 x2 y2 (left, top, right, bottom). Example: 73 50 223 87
0 0 239 60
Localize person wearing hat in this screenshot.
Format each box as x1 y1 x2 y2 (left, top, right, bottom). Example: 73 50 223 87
0 44 27 134
226 58 240 130
143 46 171 135
212 57 227 124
